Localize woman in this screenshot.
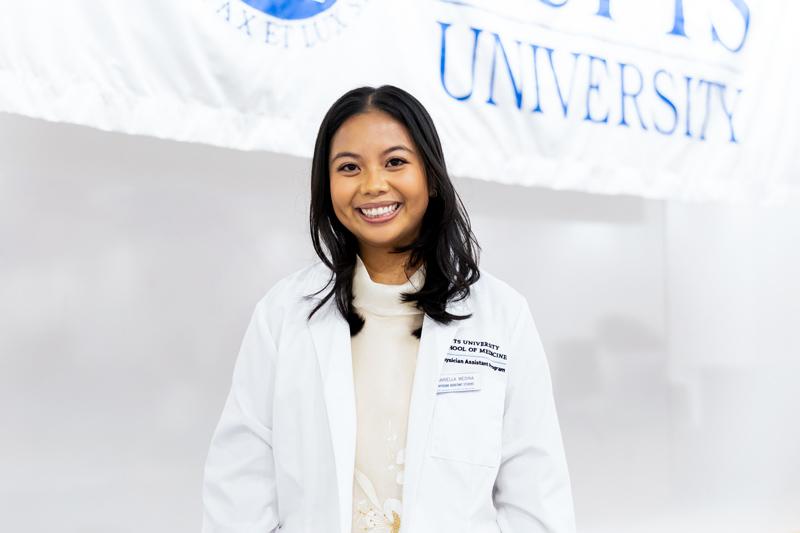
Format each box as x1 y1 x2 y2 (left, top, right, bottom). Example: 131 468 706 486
202 85 576 533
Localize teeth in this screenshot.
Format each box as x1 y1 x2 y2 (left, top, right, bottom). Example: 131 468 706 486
360 203 399 218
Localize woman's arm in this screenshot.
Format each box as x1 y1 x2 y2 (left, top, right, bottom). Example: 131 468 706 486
493 295 576 533
202 297 281 533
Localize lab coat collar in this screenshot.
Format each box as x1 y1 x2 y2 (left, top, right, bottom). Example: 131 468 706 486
304 262 470 533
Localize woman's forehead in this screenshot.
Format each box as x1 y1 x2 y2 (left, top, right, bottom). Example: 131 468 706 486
331 111 413 152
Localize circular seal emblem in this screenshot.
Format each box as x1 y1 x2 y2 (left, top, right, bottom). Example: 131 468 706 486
210 0 359 49
240 0 337 21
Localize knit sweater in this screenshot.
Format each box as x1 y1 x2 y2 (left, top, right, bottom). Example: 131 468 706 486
350 253 425 533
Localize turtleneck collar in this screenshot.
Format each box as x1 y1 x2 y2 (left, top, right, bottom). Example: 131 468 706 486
352 254 425 316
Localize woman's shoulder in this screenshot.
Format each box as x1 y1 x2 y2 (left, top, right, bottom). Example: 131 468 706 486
470 267 529 310
458 269 540 355
257 260 331 310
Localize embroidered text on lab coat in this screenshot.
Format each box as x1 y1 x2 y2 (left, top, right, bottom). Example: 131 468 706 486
445 336 507 373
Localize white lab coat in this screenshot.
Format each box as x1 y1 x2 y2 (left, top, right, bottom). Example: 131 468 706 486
202 260 576 533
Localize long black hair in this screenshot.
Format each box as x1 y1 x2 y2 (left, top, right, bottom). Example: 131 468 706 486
305 85 480 338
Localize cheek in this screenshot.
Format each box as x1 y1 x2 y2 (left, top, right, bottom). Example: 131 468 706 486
406 184 429 215
401 174 429 213
412 197 429 217
402 197 429 229
329 179 351 215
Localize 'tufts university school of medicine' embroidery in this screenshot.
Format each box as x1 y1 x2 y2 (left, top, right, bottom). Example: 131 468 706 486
445 337 507 373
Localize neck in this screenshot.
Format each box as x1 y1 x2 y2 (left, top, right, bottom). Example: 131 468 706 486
358 245 420 285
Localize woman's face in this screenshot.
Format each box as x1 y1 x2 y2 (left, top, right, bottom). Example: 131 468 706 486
329 109 429 254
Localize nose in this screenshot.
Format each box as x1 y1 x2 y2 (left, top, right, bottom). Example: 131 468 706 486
359 168 390 196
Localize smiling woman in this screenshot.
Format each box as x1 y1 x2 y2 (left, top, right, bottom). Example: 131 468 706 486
328 111 430 284
201 85 576 533
306 86 482 338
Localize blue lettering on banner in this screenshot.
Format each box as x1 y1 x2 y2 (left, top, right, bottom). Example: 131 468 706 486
711 0 750 53
653 69 678 136
668 0 687 37
585 55 609 124
596 0 612 19
437 1 749 144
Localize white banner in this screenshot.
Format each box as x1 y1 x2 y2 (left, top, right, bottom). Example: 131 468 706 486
1 0 798 205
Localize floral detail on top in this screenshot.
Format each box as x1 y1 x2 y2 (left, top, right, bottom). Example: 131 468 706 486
354 468 403 533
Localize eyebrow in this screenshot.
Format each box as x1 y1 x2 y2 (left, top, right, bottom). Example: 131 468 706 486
330 145 413 164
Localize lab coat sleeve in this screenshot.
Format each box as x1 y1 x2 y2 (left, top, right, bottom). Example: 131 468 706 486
493 296 576 533
202 297 281 533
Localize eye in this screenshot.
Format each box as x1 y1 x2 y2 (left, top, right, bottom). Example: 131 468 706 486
338 163 358 172
387 157 407 167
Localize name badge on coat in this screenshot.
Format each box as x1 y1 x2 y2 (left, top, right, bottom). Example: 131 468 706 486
437 372 481 394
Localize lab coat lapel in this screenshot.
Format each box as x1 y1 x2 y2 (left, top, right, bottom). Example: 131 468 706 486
305 266 471 533
401 303 466 529
307 300 356 533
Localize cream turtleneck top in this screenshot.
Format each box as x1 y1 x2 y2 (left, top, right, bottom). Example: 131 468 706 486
350 254 425 533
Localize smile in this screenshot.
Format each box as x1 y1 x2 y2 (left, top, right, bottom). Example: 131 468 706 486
356 202 401 223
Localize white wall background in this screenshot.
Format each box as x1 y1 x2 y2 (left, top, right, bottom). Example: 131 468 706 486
1 112 798 532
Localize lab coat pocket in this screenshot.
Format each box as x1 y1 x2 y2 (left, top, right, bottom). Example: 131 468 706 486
429 372 504 468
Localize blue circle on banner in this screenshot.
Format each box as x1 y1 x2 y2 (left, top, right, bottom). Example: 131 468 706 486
240 0 337 20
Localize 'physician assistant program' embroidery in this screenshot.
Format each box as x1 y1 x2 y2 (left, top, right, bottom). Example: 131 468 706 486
444 337 507 373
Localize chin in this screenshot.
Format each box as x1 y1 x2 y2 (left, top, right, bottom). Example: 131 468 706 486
356 232 407 249
359 238 403 249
